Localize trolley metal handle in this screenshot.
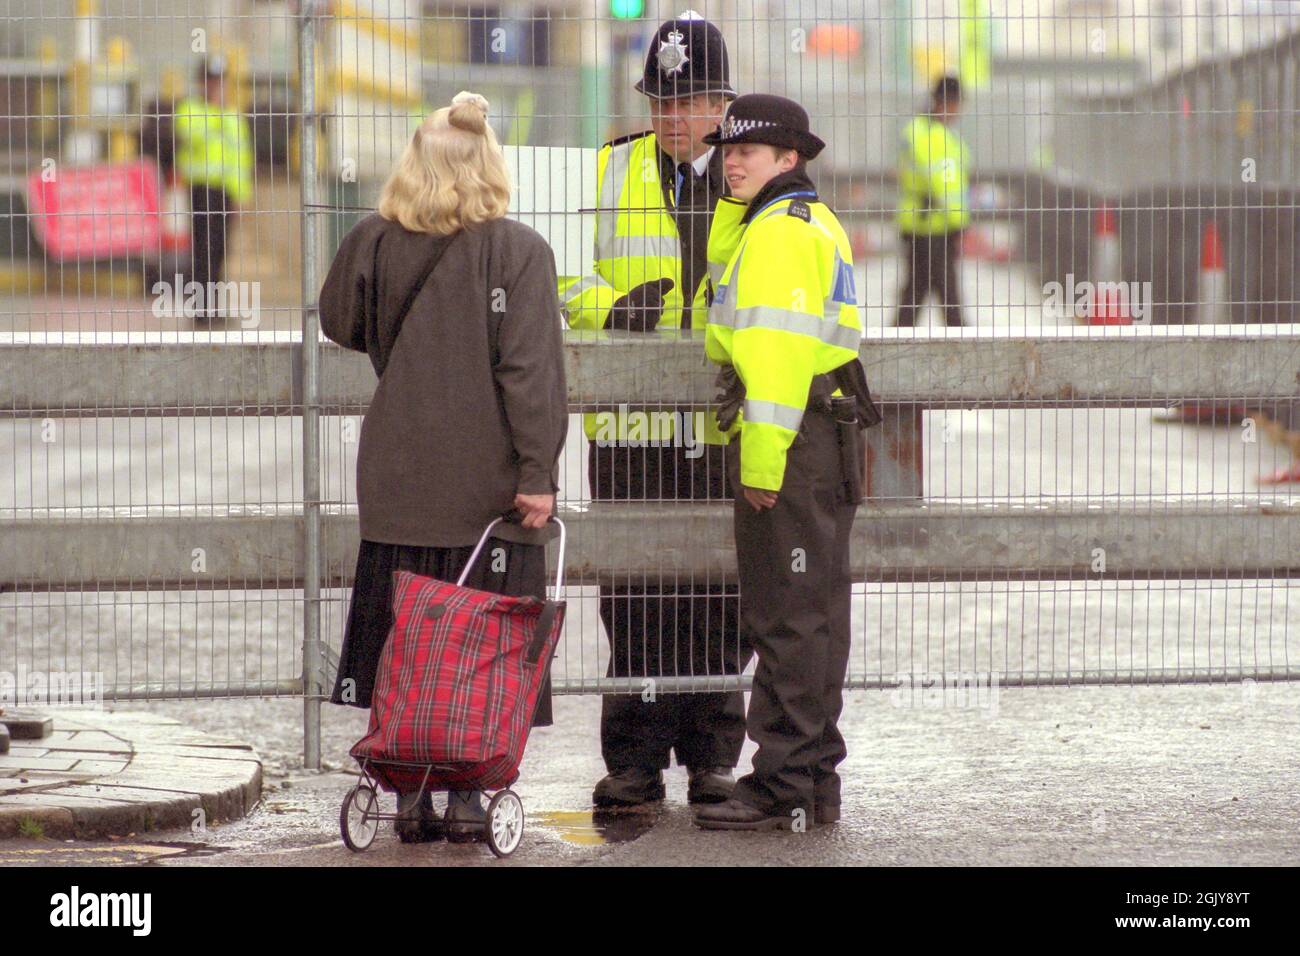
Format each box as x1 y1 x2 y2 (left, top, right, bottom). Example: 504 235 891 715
457 513 567 599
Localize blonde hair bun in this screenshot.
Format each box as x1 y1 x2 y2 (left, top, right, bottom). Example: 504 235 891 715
378 89 509 234
449 91 490 133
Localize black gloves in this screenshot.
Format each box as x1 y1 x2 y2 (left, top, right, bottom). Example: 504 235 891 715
605 278 675 332
714 364 745 433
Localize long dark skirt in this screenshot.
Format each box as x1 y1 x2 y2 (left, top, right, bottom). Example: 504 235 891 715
329 537 553 727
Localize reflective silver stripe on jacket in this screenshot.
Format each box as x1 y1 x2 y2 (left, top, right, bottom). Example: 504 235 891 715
742 398 805 432
594 141 633 261
710 302 861 351
709 243 745 324
708 202 860 349
593 140 682 265
561 273 615 301
602 234 681 261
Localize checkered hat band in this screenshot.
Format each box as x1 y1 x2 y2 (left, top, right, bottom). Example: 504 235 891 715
722 117 778 137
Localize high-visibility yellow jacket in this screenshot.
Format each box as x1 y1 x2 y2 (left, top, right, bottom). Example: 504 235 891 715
173 96 254 206
559 131 728 445
705 192 863 492
896 114 970 236
959 0 992 90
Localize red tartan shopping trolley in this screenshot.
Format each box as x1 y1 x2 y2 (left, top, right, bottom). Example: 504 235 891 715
340 516 566 857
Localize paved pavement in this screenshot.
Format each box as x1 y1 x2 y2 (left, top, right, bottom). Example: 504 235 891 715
0 709 260 840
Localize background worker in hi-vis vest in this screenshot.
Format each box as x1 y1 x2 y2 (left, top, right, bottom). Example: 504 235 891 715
894 75 970 328
173 54 253 321
558 12 750 810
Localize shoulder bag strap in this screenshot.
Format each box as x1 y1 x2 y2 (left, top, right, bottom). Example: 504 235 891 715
368 230 459 377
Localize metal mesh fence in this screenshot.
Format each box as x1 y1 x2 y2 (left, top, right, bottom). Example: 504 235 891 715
1 1 309 711
1 2 1297 767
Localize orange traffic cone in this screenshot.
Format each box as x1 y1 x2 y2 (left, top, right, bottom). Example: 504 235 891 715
160 172 192 253
1087 203 1131 325
1196 220 1227 324
1160 220 1237 423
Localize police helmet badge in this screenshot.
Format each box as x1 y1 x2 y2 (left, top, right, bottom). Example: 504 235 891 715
657 28 690 75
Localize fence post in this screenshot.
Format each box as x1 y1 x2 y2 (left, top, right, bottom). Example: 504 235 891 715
299 0 323 771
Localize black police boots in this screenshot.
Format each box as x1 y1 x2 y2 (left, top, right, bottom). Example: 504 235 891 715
693 798 793 831
593 768 666 807
686 766 735 804
693 797 841 830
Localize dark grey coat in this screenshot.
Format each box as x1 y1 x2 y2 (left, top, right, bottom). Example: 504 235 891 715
320 213 568 548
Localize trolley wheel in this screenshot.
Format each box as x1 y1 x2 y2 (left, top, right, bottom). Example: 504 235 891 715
340 784 379 852
486 789 524 858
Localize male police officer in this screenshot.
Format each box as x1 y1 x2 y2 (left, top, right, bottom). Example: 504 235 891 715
894 75 970 327
559 13 747 808
693 94 880 830
173 54 253 321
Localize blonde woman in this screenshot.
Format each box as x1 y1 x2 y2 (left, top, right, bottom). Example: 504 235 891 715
321 92 567 843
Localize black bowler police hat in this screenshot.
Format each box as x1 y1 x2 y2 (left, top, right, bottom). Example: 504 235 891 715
634 12 737 101
702 93 826 160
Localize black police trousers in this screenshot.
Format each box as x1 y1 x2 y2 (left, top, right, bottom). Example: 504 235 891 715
589 438 749 773
729 409 857 816
895 230 965 328
187 185 232 316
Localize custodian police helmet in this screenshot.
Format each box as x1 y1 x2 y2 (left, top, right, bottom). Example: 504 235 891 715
634 11 738 101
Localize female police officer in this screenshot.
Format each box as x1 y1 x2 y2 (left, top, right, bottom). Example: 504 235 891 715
693 94 879 831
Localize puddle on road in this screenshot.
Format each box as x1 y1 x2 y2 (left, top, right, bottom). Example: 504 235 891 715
531 808 660 846
137 841 229 864
0 840 228 866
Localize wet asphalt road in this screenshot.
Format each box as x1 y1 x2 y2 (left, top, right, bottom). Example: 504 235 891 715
3 679 1296 867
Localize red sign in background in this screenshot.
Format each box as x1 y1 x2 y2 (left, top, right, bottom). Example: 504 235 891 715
27 158 163 260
